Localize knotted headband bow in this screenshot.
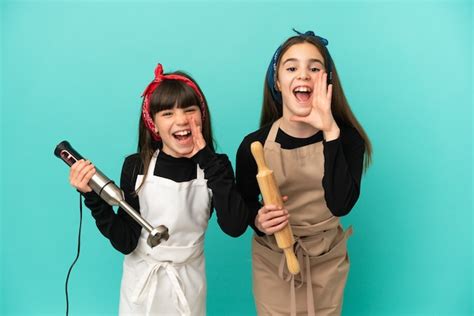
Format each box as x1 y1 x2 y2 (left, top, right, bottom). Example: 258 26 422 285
141 64 206 141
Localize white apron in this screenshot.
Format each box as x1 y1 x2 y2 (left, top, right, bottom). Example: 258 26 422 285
119 149 211 316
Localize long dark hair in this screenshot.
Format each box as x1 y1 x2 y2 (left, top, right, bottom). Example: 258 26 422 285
136 71 214 191
261 35 372 169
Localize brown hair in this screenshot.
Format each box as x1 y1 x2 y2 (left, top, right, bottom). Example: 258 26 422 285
261 35 372 170
136 71 214 192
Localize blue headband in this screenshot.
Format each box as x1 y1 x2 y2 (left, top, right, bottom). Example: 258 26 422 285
266 29 333 105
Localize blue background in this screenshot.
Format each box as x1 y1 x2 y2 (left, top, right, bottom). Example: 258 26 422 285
1 0 472 315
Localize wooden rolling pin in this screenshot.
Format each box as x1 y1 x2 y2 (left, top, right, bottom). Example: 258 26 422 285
251 141 300 275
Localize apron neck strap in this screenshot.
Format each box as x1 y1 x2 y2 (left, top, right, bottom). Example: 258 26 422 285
145 150 160 179
196 165 204 180
267 118 281 143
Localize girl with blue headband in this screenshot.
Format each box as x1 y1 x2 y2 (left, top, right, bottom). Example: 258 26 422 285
236 30 372 315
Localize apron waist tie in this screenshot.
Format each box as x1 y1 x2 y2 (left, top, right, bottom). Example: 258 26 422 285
278 238 315 316
132 260 191 316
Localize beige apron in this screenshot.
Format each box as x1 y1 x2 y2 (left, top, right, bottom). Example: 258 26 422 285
252 119 352 316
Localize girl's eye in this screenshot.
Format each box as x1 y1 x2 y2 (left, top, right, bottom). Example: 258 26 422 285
311 67 321 72
287 67 296 72
185 108 196 113
162 111 173 117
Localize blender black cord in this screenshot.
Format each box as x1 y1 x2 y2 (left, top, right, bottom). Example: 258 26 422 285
65 193 83 316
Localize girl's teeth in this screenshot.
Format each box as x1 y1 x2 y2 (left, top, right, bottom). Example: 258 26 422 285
174 131 190 136
294 87 311 93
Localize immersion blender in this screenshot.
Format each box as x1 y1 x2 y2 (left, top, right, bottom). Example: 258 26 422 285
54 140 169 247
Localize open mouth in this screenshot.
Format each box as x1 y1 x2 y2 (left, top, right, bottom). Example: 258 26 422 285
172 130 192 142
293 86 312 103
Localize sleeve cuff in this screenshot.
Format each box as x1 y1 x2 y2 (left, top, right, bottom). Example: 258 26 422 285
191 146 216 167
323 135 341 146
81 190 100 202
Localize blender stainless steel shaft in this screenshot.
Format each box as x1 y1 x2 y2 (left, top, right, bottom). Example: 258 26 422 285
54 140 169 248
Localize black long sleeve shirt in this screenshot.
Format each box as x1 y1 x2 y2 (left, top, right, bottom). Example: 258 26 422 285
83 146 249 254
235 123 365 235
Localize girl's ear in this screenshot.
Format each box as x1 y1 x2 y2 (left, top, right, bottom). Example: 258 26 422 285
275 78 281 91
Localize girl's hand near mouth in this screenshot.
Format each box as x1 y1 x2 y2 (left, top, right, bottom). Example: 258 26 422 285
185 117 206 158
290 71 340 141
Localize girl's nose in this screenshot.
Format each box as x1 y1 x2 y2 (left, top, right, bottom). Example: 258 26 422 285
298 69 310 80
175 110 188 125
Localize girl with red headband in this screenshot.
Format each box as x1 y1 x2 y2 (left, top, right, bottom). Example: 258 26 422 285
236 30 372 315
69 64 250 315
